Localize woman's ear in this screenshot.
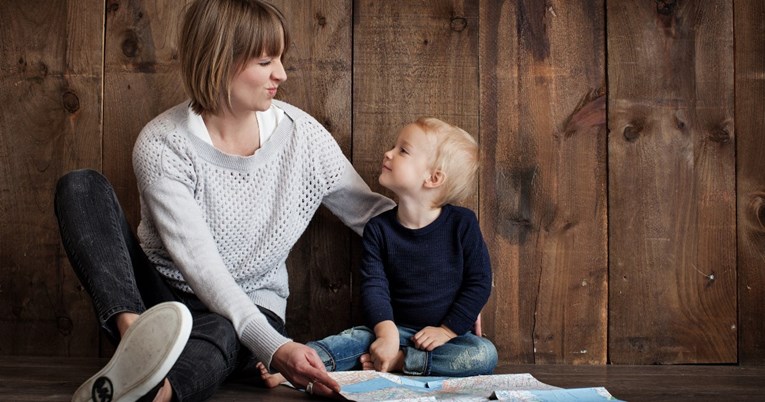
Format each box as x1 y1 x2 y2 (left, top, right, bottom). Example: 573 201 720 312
424 170 445 189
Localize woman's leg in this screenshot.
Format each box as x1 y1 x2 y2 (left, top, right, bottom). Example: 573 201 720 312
56 169 191 401
168 303 290 399
55 169 176 339
399 329 498 377
166 309 241 401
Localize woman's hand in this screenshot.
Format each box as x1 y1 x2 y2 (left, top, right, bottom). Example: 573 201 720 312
270 341 341 398
412 325 456 351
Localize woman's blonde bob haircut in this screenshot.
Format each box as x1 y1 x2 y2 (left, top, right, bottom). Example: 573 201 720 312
178 0 290 115
414 117 479 207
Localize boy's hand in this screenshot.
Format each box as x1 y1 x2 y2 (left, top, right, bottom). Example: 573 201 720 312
369 335 400 372
412 326 457 351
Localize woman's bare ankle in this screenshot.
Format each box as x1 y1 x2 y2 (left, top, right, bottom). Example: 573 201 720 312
153 378 172 402
115 312 140 337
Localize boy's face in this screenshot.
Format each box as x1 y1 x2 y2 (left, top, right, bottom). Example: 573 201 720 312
379 124 436 197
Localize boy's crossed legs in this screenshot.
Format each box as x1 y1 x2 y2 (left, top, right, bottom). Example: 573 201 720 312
260 325 497 387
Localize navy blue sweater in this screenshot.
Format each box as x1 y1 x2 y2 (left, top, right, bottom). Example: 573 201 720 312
360 204 492 335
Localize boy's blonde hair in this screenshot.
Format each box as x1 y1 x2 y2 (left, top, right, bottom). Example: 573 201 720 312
414 117 479 207
178 0 290 114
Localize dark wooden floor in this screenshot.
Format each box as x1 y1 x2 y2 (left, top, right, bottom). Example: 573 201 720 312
2 356 764 401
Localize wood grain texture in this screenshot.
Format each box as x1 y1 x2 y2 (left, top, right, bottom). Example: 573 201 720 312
607 0 736 364
479 0 608 364
735 0 765 366
268 0 355 342
353 0 480 202
2 0 764 365
103 0 191 228
352 0 481 333
4 356 765 401
0 0 104 356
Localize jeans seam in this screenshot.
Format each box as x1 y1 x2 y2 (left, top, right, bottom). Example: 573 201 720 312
310 342 337 371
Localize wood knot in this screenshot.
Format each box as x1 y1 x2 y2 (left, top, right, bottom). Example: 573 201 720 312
749 193 765 230
57 316 74 336
315 12 327 27
122 31 139 58
656 0 677 15
709 127 731 144
450 16 467 32
62 91 80 113
107 0 119 12
623 123 642 142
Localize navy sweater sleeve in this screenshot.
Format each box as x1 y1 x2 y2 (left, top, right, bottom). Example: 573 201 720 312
441 210 492 334
360 216 394 327
359 206 492 335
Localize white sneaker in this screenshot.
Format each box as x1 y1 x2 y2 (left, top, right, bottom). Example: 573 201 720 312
72 301 193 402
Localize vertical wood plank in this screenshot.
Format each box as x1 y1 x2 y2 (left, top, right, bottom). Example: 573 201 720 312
479 0 607 364
608 0 736 364
0 0 104 356
352 0 481 328
269 0 355 342
103 0 191 229
735 0 765 365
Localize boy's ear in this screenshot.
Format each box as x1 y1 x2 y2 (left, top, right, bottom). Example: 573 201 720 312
424 170 445 189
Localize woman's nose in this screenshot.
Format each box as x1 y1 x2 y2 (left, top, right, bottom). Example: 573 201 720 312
273 61 287 82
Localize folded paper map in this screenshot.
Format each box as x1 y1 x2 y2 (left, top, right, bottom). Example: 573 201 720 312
317 371 623 402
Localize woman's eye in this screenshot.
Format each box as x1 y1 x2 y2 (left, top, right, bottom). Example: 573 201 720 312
259 60 272 66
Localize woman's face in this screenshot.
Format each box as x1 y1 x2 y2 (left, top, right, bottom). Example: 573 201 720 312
228 54 287 113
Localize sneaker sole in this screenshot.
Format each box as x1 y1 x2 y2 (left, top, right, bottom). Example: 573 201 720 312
72 301 193 402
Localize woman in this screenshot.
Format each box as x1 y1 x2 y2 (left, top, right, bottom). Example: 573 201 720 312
55 0 394 400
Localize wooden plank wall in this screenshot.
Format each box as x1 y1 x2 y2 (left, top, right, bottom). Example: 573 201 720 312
608 1 737 364
0 0 104 357
479 0 607 365
1 0 763 366
736 0 765 365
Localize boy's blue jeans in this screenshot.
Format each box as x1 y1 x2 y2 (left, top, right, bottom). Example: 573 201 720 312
307 325 498 377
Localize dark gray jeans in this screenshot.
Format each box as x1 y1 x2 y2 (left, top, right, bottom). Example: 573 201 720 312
55 169 285 401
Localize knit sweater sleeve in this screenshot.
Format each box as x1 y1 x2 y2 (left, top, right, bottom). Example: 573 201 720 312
133 122 290 368
322 158 395 236
440 210 493 335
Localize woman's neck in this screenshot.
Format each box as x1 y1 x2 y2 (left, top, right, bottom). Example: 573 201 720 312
202 109 261 156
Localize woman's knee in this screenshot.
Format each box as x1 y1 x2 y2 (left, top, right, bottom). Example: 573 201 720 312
55 169 110 205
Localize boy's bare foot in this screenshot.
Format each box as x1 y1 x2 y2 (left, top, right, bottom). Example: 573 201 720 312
359 351 405 372
360 354 375 370
257 362 287 388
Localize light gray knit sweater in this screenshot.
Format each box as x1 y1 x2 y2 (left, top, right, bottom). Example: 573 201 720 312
133 100 394 367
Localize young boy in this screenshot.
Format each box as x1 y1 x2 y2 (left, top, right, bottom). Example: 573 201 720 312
261 118 496 386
